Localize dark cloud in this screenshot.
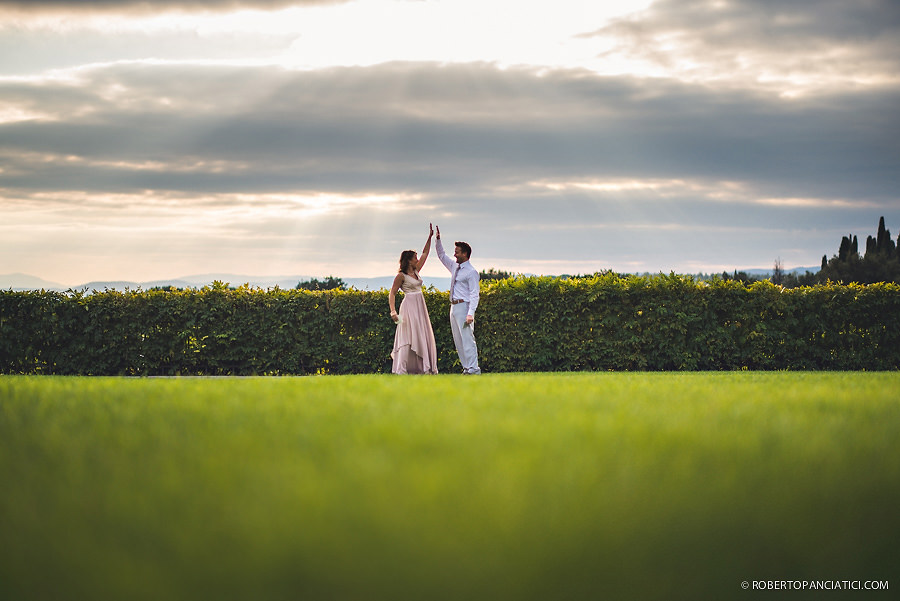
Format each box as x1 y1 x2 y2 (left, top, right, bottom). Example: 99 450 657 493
590 0 900 83
2 62 898 203
607 0 900 44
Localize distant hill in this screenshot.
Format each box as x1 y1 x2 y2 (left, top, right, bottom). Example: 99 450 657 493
0 273 66 290
3 267 821 293
2 273 451 292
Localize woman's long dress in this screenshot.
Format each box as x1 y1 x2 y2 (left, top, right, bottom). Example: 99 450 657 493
391 273 438 374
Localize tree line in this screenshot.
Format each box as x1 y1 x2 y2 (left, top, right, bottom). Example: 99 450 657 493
479 217 900 288
294 217 900 291
817 216 900 285
717 217 900 287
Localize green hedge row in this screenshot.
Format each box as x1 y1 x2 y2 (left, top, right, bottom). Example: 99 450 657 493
2 275 899 374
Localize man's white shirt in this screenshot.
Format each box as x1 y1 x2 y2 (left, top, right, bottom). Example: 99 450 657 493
436 238 480 317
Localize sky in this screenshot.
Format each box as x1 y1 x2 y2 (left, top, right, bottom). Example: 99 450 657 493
1 0 899 285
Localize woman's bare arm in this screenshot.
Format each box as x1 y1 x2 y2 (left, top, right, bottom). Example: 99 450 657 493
388 272 404 322
416 223 434 271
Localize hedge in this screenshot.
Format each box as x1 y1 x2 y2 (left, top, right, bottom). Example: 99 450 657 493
2 275 899 374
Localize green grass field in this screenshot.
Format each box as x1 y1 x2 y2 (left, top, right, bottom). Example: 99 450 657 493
1 373 898 600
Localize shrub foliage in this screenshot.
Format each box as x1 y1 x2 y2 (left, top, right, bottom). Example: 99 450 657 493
2 275 899 374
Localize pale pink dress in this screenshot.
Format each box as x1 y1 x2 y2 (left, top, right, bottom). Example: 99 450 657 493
391 273 438 374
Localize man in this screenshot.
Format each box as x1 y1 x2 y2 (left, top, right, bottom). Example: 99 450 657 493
435 226 481 375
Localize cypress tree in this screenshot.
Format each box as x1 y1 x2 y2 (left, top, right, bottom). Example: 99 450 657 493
839 236 851 261
877 216 889 253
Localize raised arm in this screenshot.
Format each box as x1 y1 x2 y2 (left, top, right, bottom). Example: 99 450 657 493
416 223 434 271
435 226 456 272
388 272 404 322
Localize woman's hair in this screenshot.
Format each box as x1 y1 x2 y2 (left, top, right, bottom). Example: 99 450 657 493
399 250 416 274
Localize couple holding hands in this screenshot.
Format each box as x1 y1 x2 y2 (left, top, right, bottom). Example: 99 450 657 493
389 224 481 375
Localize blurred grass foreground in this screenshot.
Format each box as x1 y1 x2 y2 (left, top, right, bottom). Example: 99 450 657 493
1 373 898 600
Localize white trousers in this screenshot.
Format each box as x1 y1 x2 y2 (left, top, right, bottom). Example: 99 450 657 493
450 302 481 374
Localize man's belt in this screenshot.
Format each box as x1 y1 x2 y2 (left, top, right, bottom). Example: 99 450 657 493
450 299 466 305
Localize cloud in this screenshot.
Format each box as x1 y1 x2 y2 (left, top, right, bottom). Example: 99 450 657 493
4 0 899 282
0 0 343 11
588 0 900 91
605 0 900 48
2 61 897 201
2 57 898 280
0 0 643 77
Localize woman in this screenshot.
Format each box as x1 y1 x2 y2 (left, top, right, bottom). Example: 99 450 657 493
389 224 438 374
